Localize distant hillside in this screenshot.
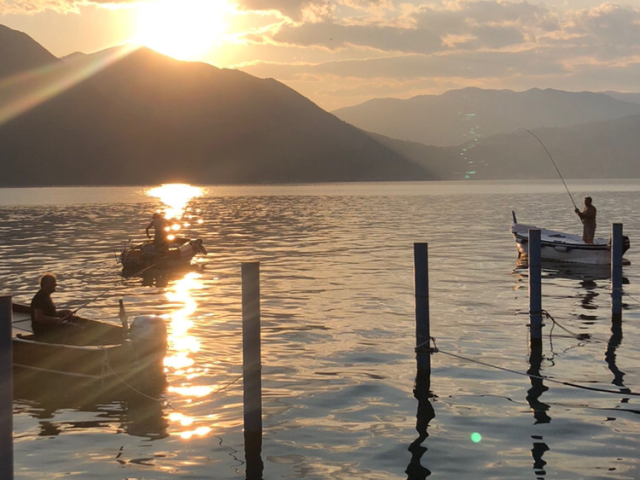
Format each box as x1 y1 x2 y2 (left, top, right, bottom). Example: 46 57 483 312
444 115 640 180
332 87 640 147
0 25 437 187
0 24 59 78
600 91 640 106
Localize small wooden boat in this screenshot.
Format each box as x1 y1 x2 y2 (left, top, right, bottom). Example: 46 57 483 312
11 303 167 393
118 236 207 274
511 212 630 265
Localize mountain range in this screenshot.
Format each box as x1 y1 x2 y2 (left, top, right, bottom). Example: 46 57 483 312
1 23 640 186
0 24 431 186
332 87 640 148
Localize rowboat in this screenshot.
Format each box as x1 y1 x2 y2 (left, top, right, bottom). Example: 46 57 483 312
11 303 167 394
118 236 207 275
510 212 630 265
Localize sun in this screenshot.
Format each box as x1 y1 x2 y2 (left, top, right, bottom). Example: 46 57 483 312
133 0 232 61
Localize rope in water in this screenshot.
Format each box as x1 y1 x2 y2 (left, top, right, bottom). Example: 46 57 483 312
418 336 639 397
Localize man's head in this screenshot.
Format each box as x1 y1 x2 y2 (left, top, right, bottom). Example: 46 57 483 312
584 196 592 206
40 273 57 293
153 212 161 219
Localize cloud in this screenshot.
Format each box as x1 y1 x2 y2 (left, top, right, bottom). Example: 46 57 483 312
565 3 640 48
270 21 443 53
0 0 80 14
249 0 556 55
236 0 332 21
240 48 568 83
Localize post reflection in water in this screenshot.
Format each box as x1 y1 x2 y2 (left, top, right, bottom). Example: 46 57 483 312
164 271 217 440
605 317 631 402
527 341 550 479
406 369 435 479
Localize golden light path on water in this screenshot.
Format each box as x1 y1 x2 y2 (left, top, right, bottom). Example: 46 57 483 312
165 272 218 440
143 183 219 439
146 183 205 220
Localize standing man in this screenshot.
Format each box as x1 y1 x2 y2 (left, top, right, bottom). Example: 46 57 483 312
575 196 597 244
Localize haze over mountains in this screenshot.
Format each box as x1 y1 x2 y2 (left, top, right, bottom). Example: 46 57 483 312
332 88 640 148
1 23 640 186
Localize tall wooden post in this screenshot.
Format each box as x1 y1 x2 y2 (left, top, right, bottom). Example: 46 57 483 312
0 296 13 480
528 230 543 342
241 263 263 479
611 223 623 322
414 243 430 373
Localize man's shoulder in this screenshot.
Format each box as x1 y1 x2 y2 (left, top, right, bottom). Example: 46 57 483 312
31 289 50 305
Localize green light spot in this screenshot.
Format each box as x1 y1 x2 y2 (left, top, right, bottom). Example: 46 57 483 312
471 432 482 443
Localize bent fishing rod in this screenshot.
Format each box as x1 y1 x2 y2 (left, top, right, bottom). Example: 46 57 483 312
521 128 578 211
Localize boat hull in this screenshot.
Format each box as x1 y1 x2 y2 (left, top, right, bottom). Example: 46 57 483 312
511 222 629 265
119 237 207 274
12 304 166 393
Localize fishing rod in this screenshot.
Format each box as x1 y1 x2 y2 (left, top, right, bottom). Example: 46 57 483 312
13 289 116 324
521 128 578 210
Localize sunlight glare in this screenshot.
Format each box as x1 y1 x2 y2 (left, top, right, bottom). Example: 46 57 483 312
146 183 204 219
133 0 232 61
169 385 216 397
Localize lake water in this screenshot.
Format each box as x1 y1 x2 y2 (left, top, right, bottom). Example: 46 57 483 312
2 180 640 480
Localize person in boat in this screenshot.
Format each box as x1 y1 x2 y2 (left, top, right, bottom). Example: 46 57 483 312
146 212 172 250
575 196 597 244
30 273 84 342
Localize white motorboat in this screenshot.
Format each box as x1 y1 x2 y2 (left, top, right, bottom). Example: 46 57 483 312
510 212 630 265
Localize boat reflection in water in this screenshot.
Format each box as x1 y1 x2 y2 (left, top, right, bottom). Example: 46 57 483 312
13 368 169 439
138 264 204 288
513 258 614 283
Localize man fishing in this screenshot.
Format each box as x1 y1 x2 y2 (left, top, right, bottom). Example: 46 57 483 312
575 196 597 244
31 273 84 342
145 212 172 249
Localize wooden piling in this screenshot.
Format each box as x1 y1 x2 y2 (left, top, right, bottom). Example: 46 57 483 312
413 243 430 372
528 229 543 342
241 263 263 479
0 296 13 480
611 223 623 322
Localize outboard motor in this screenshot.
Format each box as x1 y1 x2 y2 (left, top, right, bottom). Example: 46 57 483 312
129 315 168 362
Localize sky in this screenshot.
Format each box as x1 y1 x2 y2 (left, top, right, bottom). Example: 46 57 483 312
1 0 639 111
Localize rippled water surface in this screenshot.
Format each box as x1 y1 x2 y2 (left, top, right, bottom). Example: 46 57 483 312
2 180 640 479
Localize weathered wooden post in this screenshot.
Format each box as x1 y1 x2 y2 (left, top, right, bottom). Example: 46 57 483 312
0 296 13 480
528 230 543 343
408 244 434 479
241 263 263 479
413 243 430 373
611 223 623 322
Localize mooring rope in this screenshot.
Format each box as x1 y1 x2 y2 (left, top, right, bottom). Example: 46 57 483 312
541 310 591 342
425 338 640 397
613 287 640 305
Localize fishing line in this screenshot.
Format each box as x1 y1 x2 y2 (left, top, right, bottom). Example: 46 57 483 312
521 128 578 210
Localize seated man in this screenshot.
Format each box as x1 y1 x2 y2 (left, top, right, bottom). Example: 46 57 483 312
30 273 84 342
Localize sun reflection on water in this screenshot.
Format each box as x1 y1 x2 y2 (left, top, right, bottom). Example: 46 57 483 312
165 271 220 439
146 183 205 220
165 272 202 369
